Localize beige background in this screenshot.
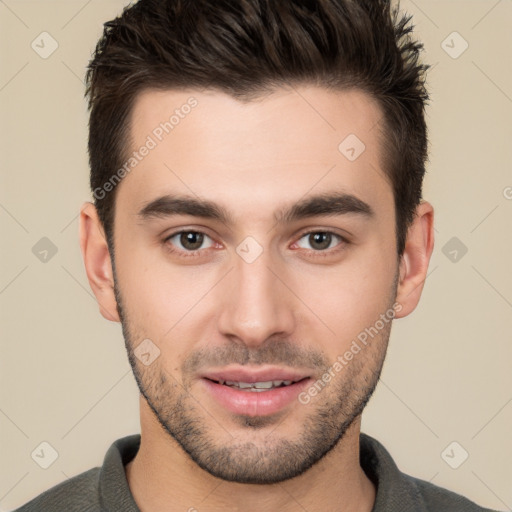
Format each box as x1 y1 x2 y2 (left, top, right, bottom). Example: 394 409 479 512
1 0 511 510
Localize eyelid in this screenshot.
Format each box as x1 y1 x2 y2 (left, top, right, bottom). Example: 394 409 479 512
163 225 217 243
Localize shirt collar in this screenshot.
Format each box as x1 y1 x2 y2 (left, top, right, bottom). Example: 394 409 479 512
99 434 141 512
360 432 428 512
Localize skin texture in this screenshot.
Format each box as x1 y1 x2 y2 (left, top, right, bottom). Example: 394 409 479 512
80 86 434 512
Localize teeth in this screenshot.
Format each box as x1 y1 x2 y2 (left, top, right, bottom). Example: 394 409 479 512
219 380 294 390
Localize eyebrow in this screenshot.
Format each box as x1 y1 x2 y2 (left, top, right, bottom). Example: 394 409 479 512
137 191 374 226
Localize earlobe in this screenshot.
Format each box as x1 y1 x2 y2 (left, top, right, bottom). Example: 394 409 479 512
394 200 435 318
79 202 120 322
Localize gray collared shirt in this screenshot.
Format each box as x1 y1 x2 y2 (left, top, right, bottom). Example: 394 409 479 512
14 433 500 511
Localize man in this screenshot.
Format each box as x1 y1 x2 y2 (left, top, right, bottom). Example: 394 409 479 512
15 0 500 511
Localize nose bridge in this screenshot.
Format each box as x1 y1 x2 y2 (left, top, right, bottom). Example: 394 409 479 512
217 244 295 346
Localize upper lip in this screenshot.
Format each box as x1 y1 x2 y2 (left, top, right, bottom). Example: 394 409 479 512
201 366 311 384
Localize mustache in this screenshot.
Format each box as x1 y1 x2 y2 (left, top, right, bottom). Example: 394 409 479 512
181 339 329 374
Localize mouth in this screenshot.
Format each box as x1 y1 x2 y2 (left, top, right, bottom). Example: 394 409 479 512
200 367 312 417
205 378 306 392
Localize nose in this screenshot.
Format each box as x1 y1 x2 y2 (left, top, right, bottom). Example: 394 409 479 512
217 248 296 349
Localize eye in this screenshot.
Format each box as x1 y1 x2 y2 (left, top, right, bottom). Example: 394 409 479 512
295 231 346 251
164 230 215 252
163 229 347 258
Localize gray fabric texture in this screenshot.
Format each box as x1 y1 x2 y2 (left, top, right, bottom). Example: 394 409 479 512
13 432 500 511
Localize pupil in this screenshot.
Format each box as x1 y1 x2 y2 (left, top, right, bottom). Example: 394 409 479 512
310 232 330 250
181 232 203 250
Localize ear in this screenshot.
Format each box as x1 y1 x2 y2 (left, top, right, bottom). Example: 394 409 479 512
394 200 435 318
79 202 120 322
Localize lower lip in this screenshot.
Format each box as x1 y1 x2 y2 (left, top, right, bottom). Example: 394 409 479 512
201 378 311 417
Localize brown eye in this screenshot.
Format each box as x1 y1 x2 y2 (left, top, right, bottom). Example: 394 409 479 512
180 232 204 250
310 232 331 250
165 231 214 252
296 231 342 251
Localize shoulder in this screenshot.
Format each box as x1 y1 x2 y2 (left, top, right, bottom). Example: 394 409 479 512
12 434 140 512
406 473 501 512
359 433 500 512
13 467 101 512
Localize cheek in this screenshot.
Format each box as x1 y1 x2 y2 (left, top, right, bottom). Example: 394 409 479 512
114 242 222 352
290 242 397 347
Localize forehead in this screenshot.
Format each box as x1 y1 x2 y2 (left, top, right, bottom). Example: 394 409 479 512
117 85 392 223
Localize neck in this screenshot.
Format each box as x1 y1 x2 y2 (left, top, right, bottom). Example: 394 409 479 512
126 397 376 512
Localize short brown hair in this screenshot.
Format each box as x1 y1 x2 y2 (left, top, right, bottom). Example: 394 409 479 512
86 0 429 257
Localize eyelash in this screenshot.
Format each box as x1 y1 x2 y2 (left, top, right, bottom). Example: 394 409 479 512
162 229 349 259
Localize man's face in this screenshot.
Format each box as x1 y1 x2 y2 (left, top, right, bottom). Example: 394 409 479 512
111 86 399 483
